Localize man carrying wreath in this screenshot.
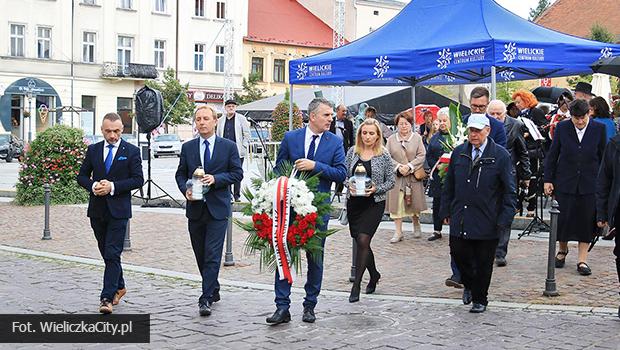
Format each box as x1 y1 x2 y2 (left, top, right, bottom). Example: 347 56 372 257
266 98 346 325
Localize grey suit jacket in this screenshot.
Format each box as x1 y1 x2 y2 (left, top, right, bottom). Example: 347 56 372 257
216 112 250 158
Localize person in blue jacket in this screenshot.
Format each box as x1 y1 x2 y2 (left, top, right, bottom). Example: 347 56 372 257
462 86 507 148
441 114 516 314
589 96 617 142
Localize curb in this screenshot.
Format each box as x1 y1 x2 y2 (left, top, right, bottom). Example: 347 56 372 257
0 244 614 316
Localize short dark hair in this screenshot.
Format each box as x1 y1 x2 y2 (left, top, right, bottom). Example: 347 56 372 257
589 96 611 119
470 87 490 100
394 112 413 126
103 112 121 122
365 106 377 117
569 99 589 118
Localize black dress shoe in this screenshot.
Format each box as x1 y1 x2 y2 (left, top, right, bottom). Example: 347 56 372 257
266 309 290 324
199 302 212 316
577 262 592 276
462 289 472 305
212 289 220 303
427 232 442 241
495 257 507 267
366 273 381 294
555 250 568 268
445 276 464 289
349 285 360 303
302 307 316 323
469 303 486 313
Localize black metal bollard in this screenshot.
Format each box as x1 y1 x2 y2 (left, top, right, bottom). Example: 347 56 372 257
224 205 235 266
123 220 132 251
349 239 357 282
543 199 560 297
41 184 52 240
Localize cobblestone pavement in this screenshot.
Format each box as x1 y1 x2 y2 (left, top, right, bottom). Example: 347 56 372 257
1 250 619 350
2 202 618 309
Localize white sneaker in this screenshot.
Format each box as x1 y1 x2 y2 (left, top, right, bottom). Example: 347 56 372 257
390 232 403 243
412 222 422 238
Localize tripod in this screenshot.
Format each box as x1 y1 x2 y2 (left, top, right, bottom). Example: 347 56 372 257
519 148 550 238
132 133 183 208
248 118 273 180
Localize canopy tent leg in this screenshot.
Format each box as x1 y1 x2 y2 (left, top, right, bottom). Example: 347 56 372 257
411 85 416 114
491 66 497 100
289 84 293 131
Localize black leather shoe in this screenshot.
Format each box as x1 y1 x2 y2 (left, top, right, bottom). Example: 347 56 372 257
577 262 592 276
366 273 381 294
495 257 507 267
555 250 568 268
212 289 220 303
302 307 316 323
445 276 464 289
199 301 212 316
266 309 290 324
427 232 442 241
349 285 360 303
462 289 472 305
469 303 486 313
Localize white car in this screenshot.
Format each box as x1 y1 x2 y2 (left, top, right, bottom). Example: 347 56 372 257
152 134 182 158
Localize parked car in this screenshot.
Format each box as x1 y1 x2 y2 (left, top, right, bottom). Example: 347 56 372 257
152 134 182 158
83 134 104 145
0 134 24 162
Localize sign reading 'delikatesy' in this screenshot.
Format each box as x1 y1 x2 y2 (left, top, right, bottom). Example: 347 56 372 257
0 314 150 343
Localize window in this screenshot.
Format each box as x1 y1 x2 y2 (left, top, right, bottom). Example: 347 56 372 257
82 0 96 4
216 1 225 19
37 27 51 59
251 57 264 81
273 59 285 83
82 31 96 63
117 97 133 134
215 45 224 73
195 0 204 16
10 24 25 57
81 95 96 135
154 40 165 68
154 0 166 12
118 0 132 9
194 44 204 71
117 36 133 69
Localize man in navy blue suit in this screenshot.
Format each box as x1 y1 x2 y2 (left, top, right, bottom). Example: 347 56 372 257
266 98 347 325
175 105 243 317
462 87 507 148
77 112 144 314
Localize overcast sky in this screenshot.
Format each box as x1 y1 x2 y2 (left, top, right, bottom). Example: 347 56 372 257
494 0 548 19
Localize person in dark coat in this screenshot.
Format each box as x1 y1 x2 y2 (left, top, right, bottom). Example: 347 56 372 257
513 89 548 217
426 108 463 289
441 115 517 313
544 99 607 276
595 133 620 319
462 86 507 148
487 100 531 267
330 104 355 197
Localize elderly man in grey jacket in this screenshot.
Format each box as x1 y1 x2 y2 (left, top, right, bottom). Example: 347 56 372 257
217 99 250 202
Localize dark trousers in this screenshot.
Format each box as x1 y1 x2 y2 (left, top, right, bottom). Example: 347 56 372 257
188 207 228 303
526 156 539 212
275 237 326 311
432 196 443 232
232 158 244 200
495 226 511 259
450 235 498 306
90 213 127 301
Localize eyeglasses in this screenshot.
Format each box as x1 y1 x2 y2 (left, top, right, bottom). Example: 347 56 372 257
471 104 487 111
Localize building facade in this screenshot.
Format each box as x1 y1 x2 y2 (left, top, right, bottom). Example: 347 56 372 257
0 0 246 141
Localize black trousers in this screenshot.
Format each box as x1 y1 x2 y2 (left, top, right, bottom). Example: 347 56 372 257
233 157 244 199
432 196 443 232
450 235 498 306
90 208 127 301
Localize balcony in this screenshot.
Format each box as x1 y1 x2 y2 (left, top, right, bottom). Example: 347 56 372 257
101 62 158 80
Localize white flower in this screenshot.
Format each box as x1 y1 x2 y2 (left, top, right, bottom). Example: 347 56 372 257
251 177 316 215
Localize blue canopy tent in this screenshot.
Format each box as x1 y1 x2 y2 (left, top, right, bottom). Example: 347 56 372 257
286 0 620 128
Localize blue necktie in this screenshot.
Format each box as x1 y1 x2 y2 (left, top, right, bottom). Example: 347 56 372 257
306 135 318 160
104 144 114 174
203 140 210 168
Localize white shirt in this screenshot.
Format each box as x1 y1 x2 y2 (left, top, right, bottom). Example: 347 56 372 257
92 139 119 196
335 120 345 139
199 134 216 168
574 119 589 143
304 127 323 158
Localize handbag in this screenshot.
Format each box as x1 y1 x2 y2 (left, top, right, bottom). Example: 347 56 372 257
413 167 427 181
338 206 348 225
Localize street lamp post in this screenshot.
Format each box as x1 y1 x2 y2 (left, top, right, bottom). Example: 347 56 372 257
26 91 33 143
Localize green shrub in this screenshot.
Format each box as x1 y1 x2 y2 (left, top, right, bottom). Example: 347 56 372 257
270 100 303 142
15 125 89 205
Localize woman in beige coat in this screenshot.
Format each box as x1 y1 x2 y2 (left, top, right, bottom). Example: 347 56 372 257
386 113 428 242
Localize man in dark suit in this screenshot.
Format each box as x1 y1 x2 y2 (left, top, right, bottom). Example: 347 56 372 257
77 112 144 314
266 98 347 325
329 104 354 197
462 86 507 148
175 105 243 317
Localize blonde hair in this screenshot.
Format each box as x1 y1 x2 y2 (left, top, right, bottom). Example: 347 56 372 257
195 105 217 120
355 118 384 156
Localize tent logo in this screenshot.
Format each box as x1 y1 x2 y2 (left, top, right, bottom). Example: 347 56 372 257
296 63 308 80
436 49 452 69
373 56 390 78
503 43 517 63
600 47 613 59
500 69 515 81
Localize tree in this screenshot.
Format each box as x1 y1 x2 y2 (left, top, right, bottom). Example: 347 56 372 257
145 68 194 126
270 91 303 142
496 81 526 105
528 0 551 21
234 73 267 105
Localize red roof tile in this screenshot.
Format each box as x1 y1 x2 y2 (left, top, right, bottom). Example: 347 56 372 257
246 0 334 48
535 0 620 42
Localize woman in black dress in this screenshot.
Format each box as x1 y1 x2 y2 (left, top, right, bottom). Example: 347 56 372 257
544 100 607 275
345 119 395 302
